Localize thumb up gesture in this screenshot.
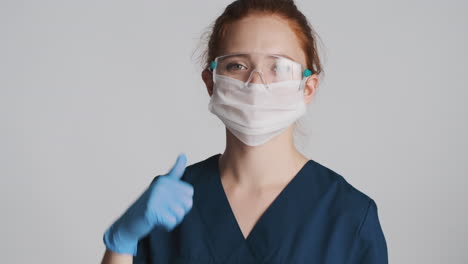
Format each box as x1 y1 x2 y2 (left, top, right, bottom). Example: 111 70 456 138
103 153 194 256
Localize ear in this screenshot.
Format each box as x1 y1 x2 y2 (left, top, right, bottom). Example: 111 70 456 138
303 73 319 105
201 69 214 97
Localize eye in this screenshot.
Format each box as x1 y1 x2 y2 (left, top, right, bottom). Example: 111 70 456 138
226 63 248 71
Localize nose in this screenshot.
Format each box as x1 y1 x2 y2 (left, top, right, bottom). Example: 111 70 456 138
245 70 267 85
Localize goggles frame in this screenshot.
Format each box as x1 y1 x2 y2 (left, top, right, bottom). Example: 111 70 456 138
208 52 313 90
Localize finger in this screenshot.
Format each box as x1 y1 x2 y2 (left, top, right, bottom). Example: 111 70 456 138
167 202 186 224
166 153 187 180
171 181 194 197
177 195 193 212
163 213 177 231
158 175 193 195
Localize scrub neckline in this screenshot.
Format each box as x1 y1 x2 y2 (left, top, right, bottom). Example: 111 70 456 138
212 153 313 241
195 153 318 262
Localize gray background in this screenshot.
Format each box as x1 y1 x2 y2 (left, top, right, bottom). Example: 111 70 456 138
1 0 467 263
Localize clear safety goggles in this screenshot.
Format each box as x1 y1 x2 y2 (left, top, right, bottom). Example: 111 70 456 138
209 52 313 90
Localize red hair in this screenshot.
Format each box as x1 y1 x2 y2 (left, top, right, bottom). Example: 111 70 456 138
197 0 323 76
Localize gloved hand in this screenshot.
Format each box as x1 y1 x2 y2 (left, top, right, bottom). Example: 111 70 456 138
103 153 194 256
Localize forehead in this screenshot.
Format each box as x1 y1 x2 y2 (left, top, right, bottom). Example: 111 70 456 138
220 14 306 65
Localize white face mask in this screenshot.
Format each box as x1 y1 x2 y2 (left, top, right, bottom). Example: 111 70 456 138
208 73 307 146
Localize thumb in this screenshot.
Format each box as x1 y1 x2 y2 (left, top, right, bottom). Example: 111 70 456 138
166 153 187 180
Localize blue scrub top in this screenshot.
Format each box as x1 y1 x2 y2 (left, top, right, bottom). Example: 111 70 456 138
133 153 388 263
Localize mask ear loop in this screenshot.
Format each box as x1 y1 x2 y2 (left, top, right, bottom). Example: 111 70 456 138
244 69 270 91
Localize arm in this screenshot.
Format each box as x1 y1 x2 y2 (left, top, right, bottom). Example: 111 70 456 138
101 153 193 260
101 250 133 264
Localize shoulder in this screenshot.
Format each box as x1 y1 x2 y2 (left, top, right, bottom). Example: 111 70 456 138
309 158 373 201
308 158 379 226
179 153 220 184
308 159 388 262
309 160 390 261
148 154 218 186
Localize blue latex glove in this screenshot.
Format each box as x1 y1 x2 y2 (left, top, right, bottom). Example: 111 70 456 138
103 153 194 256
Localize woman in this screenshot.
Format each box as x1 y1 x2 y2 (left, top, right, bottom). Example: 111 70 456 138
101 0 388 263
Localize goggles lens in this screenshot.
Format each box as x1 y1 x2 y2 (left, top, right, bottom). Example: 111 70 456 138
211 53 312 85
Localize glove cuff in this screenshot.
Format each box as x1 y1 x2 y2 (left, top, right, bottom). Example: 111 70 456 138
103 223 138 256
